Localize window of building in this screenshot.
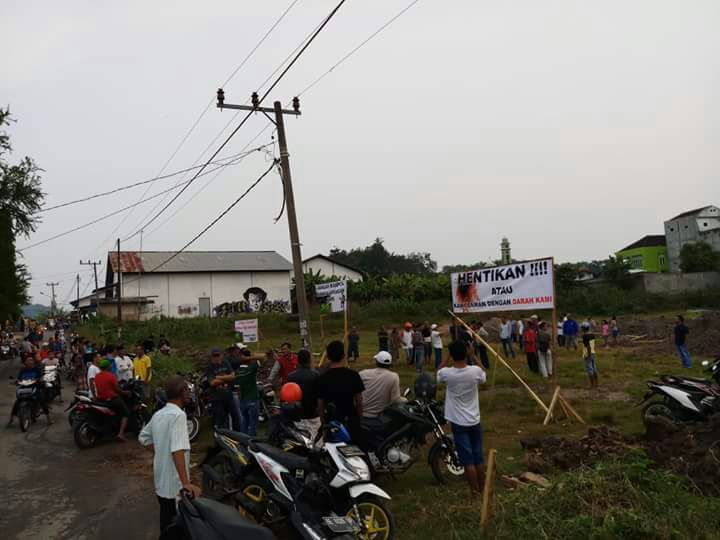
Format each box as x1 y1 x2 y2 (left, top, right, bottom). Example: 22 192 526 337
669 227 674 231
659 255 666 267
631 255 643 268
703 222 708 227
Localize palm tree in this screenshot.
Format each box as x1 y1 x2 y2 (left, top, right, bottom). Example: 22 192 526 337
0 108 44 318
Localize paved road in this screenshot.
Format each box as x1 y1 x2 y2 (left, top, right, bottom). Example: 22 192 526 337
0 355 158 540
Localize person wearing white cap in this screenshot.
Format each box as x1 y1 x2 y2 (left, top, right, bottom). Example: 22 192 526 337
430 324 444 369
359 351 405 423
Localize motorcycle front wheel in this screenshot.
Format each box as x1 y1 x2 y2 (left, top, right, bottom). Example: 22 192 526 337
346 495 395 540
73 421 99 449
429 439 465 484
187 416 201 442
642 400 678 427
202 452 236 501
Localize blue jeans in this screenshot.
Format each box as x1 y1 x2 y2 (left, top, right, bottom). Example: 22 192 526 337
237 399 259 436
434 348 443 369
501 338 515 359
676 344 692 368
414 347 425 372
450 423 484 466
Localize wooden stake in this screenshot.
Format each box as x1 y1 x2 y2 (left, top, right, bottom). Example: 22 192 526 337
480 448 498 531
449 311 549 414
558 394 586 424
551 256 558 382
557 397 570 419
543 386 562 425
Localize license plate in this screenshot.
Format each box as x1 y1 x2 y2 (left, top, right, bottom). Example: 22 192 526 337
339 445 365 458
323 516 358 533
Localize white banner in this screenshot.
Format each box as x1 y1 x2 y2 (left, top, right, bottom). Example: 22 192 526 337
451 258 554 313
234 319 259 342
315 280 347 313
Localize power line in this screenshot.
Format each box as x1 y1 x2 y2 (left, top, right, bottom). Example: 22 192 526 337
89 1 300 254
120 160 278 284
297 0 422 97
38 146 271 213
122 0 349 242
17 148 265 252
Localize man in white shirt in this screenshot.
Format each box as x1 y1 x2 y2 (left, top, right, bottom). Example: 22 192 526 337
401 325 414 365
360 351 405 421
499 317 516 359
430 324 443 369
437 340 487 496
139 375 201 533
86 353 102 399
115 345 134 382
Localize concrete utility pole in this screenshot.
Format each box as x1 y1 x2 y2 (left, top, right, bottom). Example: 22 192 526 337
76 274 80 319
80 260 102 316
116 238 122 326
217 91 312 349
45 282 59 316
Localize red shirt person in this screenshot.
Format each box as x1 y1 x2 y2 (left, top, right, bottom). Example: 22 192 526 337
94 359 130 441
522 318 540 375
269 342 299 386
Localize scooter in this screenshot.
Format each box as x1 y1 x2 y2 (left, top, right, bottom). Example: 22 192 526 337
65 390 92 427
159 492 275 540
13 379 43 432
639 356 720 427
233 422 395 540
72 379 150 448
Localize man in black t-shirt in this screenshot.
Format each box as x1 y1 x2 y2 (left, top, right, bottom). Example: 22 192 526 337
674 315 692 368
314 341 364 433
287 349 319 419
204 347 240 428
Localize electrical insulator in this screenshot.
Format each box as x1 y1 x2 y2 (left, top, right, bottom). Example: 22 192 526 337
292 96 300 114
216 88 225 107
251 92 259 109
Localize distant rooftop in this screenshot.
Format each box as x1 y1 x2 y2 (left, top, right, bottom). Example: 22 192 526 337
618 235 666 252
107 251 292 273
668 205 714 221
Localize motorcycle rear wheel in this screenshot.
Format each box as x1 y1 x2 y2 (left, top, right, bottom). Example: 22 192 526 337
73 421 99 449
642 400 677 426
18 404 31 433
347 495 395 540
429 439 465 485
202 452 236 500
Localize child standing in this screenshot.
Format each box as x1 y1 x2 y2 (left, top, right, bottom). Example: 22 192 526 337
601 320 610 348
581 323 598 389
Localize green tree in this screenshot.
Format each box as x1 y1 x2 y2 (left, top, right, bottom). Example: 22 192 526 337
600 255 633 289
679 241 720 273
0 108 44 319
329 238 436 277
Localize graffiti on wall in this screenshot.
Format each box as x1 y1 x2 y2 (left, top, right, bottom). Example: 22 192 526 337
214 287 290 317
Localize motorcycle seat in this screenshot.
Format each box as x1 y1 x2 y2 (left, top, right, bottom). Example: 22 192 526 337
250 442 310 471
215 428 260 446
187 497 275 540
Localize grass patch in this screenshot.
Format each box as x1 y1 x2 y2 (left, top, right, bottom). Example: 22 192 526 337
490 452 720 540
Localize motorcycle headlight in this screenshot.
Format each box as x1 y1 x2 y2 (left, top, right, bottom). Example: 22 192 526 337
342 455 371 482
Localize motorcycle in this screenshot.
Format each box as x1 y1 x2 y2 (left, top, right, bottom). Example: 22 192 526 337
639 355 720 427
65 390 92 427
72 379 150 448
13 379 44 432
257 383 276 424
42 365 62 402
155 373 204 442
231 422 394 540
159 492 275 540
0 342 11 361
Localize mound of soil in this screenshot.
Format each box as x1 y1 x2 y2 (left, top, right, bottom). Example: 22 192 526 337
618 311 720 357
521 422 720 496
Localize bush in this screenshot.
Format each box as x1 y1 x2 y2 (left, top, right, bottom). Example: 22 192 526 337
490 453 720 540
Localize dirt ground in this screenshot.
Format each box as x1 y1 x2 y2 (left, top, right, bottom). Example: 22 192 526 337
520 421 720 496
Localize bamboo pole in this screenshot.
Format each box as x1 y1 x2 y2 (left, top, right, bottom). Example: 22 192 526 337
543 386 562 425
558 394 586 425
480 448 498 531
449 311 549 414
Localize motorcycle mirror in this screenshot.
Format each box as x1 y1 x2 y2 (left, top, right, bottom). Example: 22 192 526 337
403 388 411 397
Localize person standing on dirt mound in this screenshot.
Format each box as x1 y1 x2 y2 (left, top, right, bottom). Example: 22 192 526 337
673 315 692 368
581 323 598 388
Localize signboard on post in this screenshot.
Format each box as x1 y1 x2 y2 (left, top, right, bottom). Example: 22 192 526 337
315 280 347 313
234 319 259 343
451 258 555 313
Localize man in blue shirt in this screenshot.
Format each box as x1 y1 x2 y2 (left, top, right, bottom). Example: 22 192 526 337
562 315 579 350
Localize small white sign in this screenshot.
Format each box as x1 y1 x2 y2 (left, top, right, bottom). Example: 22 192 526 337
234 319 259 342
315 280 347 313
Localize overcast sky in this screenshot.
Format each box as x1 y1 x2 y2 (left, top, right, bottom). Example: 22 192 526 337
3 0 719 307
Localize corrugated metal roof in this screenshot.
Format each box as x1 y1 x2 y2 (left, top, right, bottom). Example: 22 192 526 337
618 234 666 252
108 251 292 273
668 206 712 221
